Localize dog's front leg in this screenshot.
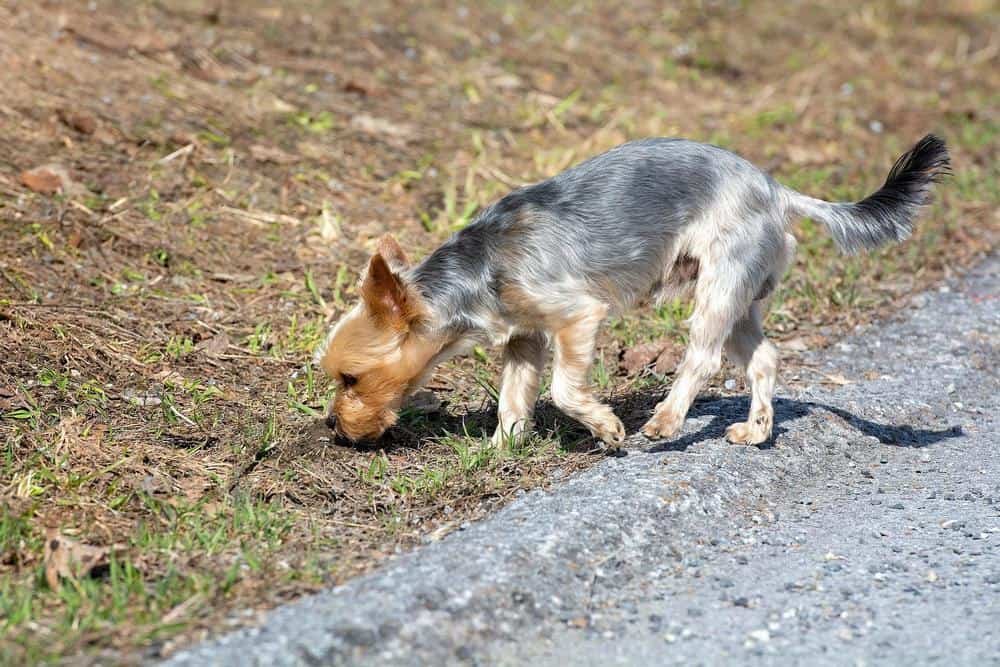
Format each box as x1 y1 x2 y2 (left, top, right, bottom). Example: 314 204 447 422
550 305 625 449
492 333 547 447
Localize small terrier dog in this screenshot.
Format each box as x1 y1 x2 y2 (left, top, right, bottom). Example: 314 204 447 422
316 135 949 448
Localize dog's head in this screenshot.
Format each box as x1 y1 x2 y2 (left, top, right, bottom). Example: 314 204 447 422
314 235 441 443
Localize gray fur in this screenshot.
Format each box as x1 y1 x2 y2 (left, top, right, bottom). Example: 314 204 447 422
783 135 950 253
409 136 947 335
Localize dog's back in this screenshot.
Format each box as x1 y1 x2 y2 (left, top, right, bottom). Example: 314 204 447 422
421 139 781 315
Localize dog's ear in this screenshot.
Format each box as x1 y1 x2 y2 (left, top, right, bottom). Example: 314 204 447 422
376 234 410 273
361 252 416 330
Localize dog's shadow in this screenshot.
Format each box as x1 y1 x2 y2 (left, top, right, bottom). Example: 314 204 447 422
330 391 961 455
624 395 961 453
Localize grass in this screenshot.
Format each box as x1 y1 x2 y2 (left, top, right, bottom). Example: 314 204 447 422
1 494 299 664
0 0 996 663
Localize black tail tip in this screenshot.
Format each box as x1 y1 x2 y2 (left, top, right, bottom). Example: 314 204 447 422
907 134 951 180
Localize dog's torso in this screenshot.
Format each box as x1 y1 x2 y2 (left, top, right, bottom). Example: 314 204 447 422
408 138 783 342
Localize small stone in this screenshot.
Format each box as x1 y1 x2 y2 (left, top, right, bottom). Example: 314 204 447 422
747 629 770 642
724 378 737 391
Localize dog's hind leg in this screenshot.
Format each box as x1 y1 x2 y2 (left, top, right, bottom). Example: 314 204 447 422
723 232 795 445
550 303 626 448
723 302 777 445
641 296 738 440
641 245 765 441
492 332 548 447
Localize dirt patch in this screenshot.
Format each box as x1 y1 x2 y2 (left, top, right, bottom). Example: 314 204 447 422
1 0 997 662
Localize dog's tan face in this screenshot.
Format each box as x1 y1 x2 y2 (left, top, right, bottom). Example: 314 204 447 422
316 237 441 442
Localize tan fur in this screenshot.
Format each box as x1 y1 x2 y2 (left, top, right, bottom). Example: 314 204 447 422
642 232 796 442
550 303 626 447
317 245 445 441
492 333 547 445
376 233 410 272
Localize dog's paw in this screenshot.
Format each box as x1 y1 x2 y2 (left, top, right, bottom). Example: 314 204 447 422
641 411 682 440
586 408 626 449
725 418 771 446
491 418 532 448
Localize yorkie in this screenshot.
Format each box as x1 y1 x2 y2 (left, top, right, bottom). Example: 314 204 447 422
316 135 948 448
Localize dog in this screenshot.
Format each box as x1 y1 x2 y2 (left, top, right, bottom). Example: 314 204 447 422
315 135 949 448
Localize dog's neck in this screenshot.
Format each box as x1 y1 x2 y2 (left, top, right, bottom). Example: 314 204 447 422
406 225 504 342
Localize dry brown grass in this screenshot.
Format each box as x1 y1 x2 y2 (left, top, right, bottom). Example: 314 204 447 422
1 0 997 662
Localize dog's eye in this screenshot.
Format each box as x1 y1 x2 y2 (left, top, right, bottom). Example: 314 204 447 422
341 373 358 387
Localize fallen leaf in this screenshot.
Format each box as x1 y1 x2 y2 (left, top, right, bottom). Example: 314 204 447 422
20 166 63 194
66 23 178 54
653 344 684 375
44 528 108 590
407 390 441 414
250 144 298 165
786 145 823 165
195 332 231 358
350 114 415 141
57 415 107 456
343 78 381 96
19 164 86 196
620 341 667 375
491 73 524 90
58 109 97 135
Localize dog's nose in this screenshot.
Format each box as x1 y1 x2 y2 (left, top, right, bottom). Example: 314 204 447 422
325 414 356 446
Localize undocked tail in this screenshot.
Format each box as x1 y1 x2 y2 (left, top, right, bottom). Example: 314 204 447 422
783 134 950 254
